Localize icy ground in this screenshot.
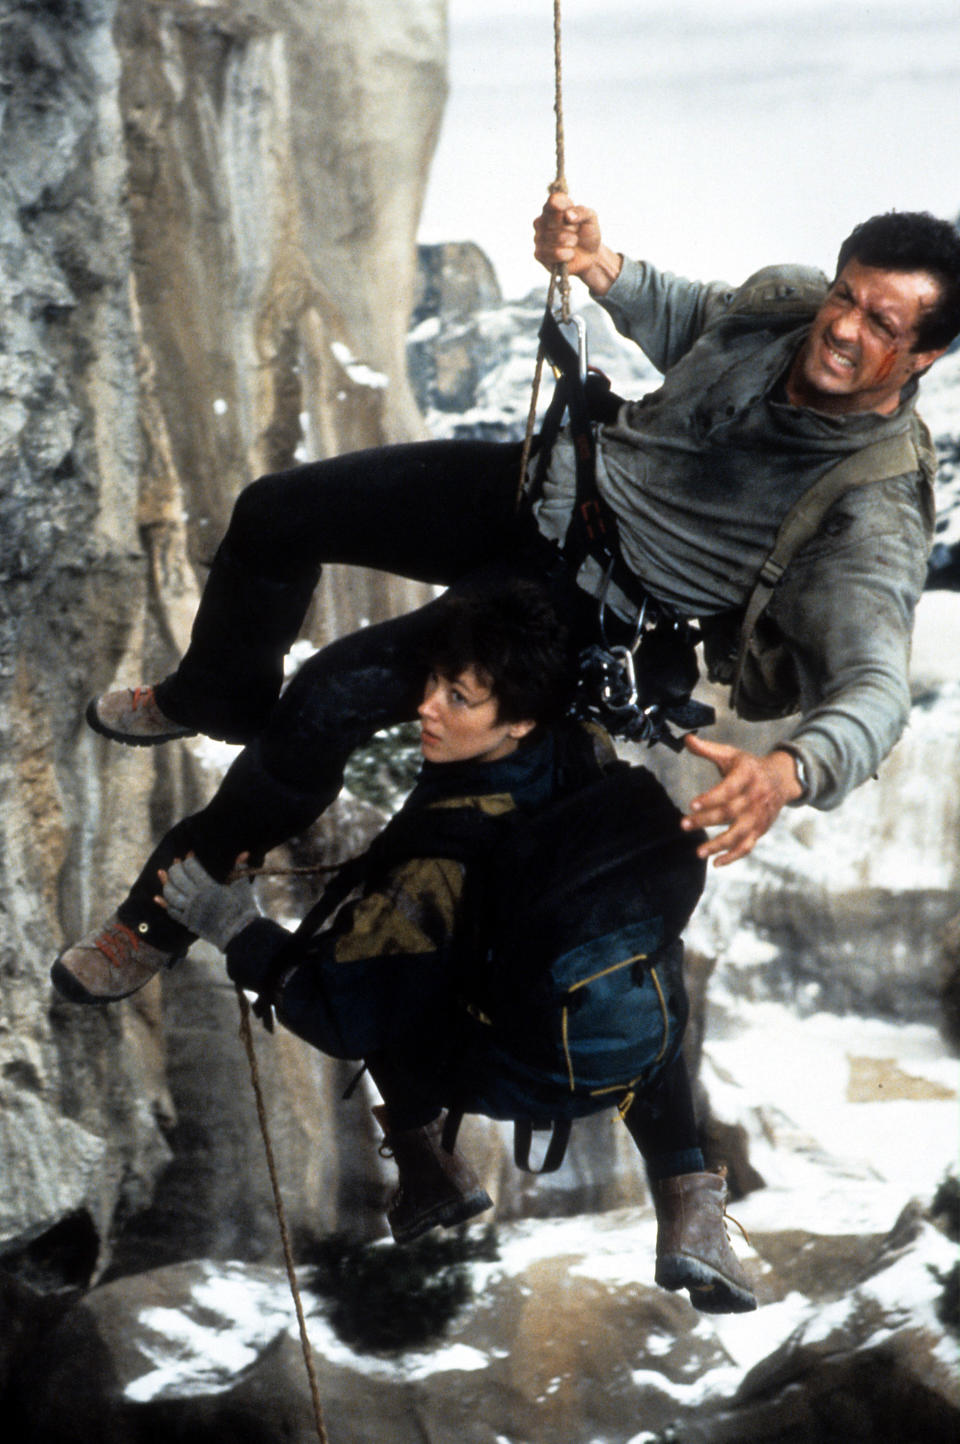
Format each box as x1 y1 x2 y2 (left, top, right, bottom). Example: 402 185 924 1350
117 983 956 1415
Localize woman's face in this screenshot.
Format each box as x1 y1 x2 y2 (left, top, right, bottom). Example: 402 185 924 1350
417 666 534 765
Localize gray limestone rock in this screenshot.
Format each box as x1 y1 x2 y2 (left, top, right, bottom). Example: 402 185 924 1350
0 0 445 1283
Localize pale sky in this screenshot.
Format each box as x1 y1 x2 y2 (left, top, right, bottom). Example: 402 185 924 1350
421 0 960 297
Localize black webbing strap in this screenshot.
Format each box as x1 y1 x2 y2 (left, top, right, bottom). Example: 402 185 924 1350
443 1109 573 1175
513 1118 572 1174
531 307 641 607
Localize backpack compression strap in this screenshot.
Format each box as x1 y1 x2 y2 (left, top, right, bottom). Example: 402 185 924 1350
512 1118 573 1174
441 1109 573 1175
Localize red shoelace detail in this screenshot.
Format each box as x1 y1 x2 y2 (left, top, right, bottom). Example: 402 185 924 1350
129 686 156 711
95 919 144 967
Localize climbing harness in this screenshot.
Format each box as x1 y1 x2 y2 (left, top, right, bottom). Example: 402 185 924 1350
530 297 715 750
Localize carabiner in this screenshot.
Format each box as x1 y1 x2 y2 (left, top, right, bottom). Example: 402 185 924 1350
554 309 588 382
602 645 638 708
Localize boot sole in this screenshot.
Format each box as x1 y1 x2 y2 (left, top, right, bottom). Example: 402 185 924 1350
85 698 197 747
656 1252 757 1313
50 955 182 1005
390 1188 493 1245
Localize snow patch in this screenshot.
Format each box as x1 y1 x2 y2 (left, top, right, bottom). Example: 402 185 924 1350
126 1264 294 1402
330 341 388 390
630 1362 743 1406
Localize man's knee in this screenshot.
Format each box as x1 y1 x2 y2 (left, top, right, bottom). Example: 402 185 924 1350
228 473 290 556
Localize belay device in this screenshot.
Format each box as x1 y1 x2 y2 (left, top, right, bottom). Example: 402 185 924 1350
530 304 715 751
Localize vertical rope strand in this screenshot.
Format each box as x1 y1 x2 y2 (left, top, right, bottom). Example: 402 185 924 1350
236 987 329 1444
516 0 569 509
551 0 570 321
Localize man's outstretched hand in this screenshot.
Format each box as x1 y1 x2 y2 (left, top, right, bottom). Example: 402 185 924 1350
680 733 805 866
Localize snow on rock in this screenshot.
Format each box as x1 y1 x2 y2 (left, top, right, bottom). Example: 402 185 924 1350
125 1264 294 1403
23 1180 958 1443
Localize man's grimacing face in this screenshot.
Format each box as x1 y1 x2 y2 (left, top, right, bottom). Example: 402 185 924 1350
790 258 947 416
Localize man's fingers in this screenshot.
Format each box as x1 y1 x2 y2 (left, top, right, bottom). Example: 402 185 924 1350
684 767 752 822
697 811 755 851
695 816 761 866
683 731 735 765
683 800 737 831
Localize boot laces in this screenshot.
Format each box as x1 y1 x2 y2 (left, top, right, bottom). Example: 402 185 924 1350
95 919 144 968
129 686 156 711
715 1164 751 1246
724 1206 751 1247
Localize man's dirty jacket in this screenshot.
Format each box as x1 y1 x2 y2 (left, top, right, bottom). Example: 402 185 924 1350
533 257 936 810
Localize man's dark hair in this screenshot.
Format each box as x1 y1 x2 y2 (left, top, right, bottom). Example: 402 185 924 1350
836 211 960 351
422 578 572 724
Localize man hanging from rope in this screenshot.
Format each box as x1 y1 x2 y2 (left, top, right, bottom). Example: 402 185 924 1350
53 202 959 1002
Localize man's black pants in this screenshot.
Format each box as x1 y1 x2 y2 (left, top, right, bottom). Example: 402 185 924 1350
118 440 603 948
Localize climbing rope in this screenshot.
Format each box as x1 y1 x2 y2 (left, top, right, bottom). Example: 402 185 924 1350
550 0 572 319
235 985 329 1444
517 0 570 509
231 10 571 1433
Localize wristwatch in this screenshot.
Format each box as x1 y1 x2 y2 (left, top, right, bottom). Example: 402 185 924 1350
790 751 809 802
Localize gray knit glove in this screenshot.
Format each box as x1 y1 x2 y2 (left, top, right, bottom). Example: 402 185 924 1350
162 855 260 951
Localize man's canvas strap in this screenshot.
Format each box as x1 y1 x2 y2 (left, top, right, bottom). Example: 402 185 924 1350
731 420 933 711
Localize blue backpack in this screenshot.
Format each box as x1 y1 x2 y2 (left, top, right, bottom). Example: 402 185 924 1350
359 757 706 1170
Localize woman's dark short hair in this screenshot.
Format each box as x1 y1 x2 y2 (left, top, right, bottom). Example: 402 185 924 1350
423 578 572 724
836 211 960 351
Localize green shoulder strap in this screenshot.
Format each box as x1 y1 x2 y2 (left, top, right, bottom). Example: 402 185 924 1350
725 270 828 321
731 413 936 711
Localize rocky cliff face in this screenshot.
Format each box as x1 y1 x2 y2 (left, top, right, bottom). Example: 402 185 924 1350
0 0 447 1285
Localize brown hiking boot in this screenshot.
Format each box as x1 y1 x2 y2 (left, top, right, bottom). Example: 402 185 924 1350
86 686 196 746
373 1105 493 1244
51 914 183 1004
654 1167 757 1313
